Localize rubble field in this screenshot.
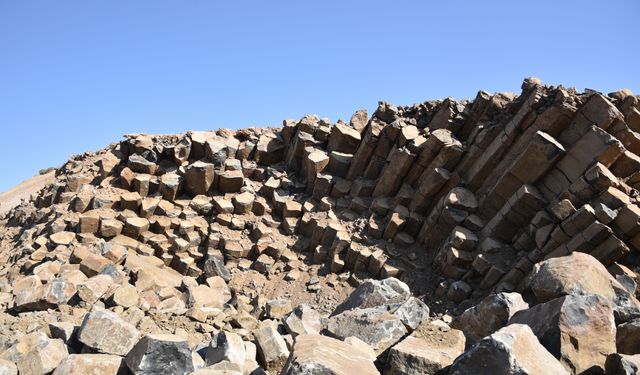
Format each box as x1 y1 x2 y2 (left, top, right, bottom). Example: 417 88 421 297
2 78 640 374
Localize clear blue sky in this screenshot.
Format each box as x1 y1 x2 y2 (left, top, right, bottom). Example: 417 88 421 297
1 1 639 192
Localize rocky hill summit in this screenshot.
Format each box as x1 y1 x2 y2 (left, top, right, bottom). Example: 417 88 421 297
1 78 640 374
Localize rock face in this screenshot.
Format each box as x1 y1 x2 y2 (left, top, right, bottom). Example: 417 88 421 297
281 334 379 375
385 320 465 375
509 294 616 374
53 354 124 375
1 80 640 375
449 324 569 375
452 292 528 344
125 334 194 375
78 310 140 356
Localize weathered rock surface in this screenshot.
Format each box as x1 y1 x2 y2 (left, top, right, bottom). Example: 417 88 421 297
281 334 379 375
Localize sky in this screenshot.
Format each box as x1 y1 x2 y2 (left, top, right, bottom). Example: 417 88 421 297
0 1 639 192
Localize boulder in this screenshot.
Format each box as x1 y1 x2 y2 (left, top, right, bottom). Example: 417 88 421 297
451 292 529 344
203 257 231 282
605 353 640 375
393 297 430 331
449 324 568 375
326 308 408 354
253 325 290 372
205 331 246 369
525 252 640 321
125 334 194 375
328 123 361 154
78 309 140 356
331 277 410 316
284 304 323 337
16 338 68 375
616 318 640 355
185 161 215 196
53 354 124 375
281 334 379 375
385 320 465 375
509 294 616 374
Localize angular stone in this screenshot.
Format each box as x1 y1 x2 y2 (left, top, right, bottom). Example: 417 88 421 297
50 231 75 246
253 325 290 372
332 277 410 316
125 334 194 375
78 309 140 356
281 334 379 375
617 318 640 355
326 308 408 354
605 353 640 375
123 217 149 238
16 338 68 375
452 292 529 344
53 354 124 375
449 324 568 375
233 192 254 214
386 320 465 375
509 294 616 374
219 170 244 193
185 161 215 196
328 123 361 154
205 331 246 368
393 297 430 331
284 304 323 337
0 360 17 375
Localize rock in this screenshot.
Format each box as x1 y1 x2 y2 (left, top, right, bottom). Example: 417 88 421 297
525 252 640 321
50 231 76 246
266 299 292 320
332 277 410 316
185 285 226 309
281 334 379 375
385 320 465 375
616 318 640 355
253 324 290 372
328 123 362 154
219 170 244 193
125 334 194 375
0 360 17 375
205 331 246 369
185 161 216 196
509 294 616 374
233 192 254 214
52 354 124 375
451 292 529 344
123 217 149 238
326 308 408 354
449 324 568 375
41 277 77 307
284 304 323 337
16 338 68 375
78 309 141 356
77 274 114 304
203 257 231 282
605 353 640 375
112 284 139 308
392 297 430 331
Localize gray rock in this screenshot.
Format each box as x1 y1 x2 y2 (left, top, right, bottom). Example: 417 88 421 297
125 334 194 375
205 331 246 368
281 334 379 375
451 292 528 344
253 325 289 372
331 278 410 316
393 297 430 331
203 257 231 282
78 309 140 356
449 324 568 375
284 304 323 337
605 353 640 375
326 308 408 354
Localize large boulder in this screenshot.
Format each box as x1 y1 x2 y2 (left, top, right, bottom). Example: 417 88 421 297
385 320 465 375
451 292 528 344
281 334 379 375
78 309 140 356
16 338 68 375
253 325 290 372
525 252 640 321
605 353 640 375
53 354 124 375
125 334 194 375
449 324 568 375
284 304 323 337
331 278 410 316
509 294 616 374
326 308 408 355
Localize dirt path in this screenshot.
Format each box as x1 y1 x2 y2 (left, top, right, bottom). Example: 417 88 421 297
0 171 55 216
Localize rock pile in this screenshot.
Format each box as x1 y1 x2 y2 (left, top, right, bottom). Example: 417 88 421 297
1 78 640 374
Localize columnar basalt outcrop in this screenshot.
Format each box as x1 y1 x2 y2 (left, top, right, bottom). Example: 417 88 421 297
1 79 640 374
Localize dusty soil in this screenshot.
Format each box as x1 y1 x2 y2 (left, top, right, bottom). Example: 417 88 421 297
0 171 55 216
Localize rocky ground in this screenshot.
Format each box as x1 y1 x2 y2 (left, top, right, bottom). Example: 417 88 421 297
1 78 640 374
